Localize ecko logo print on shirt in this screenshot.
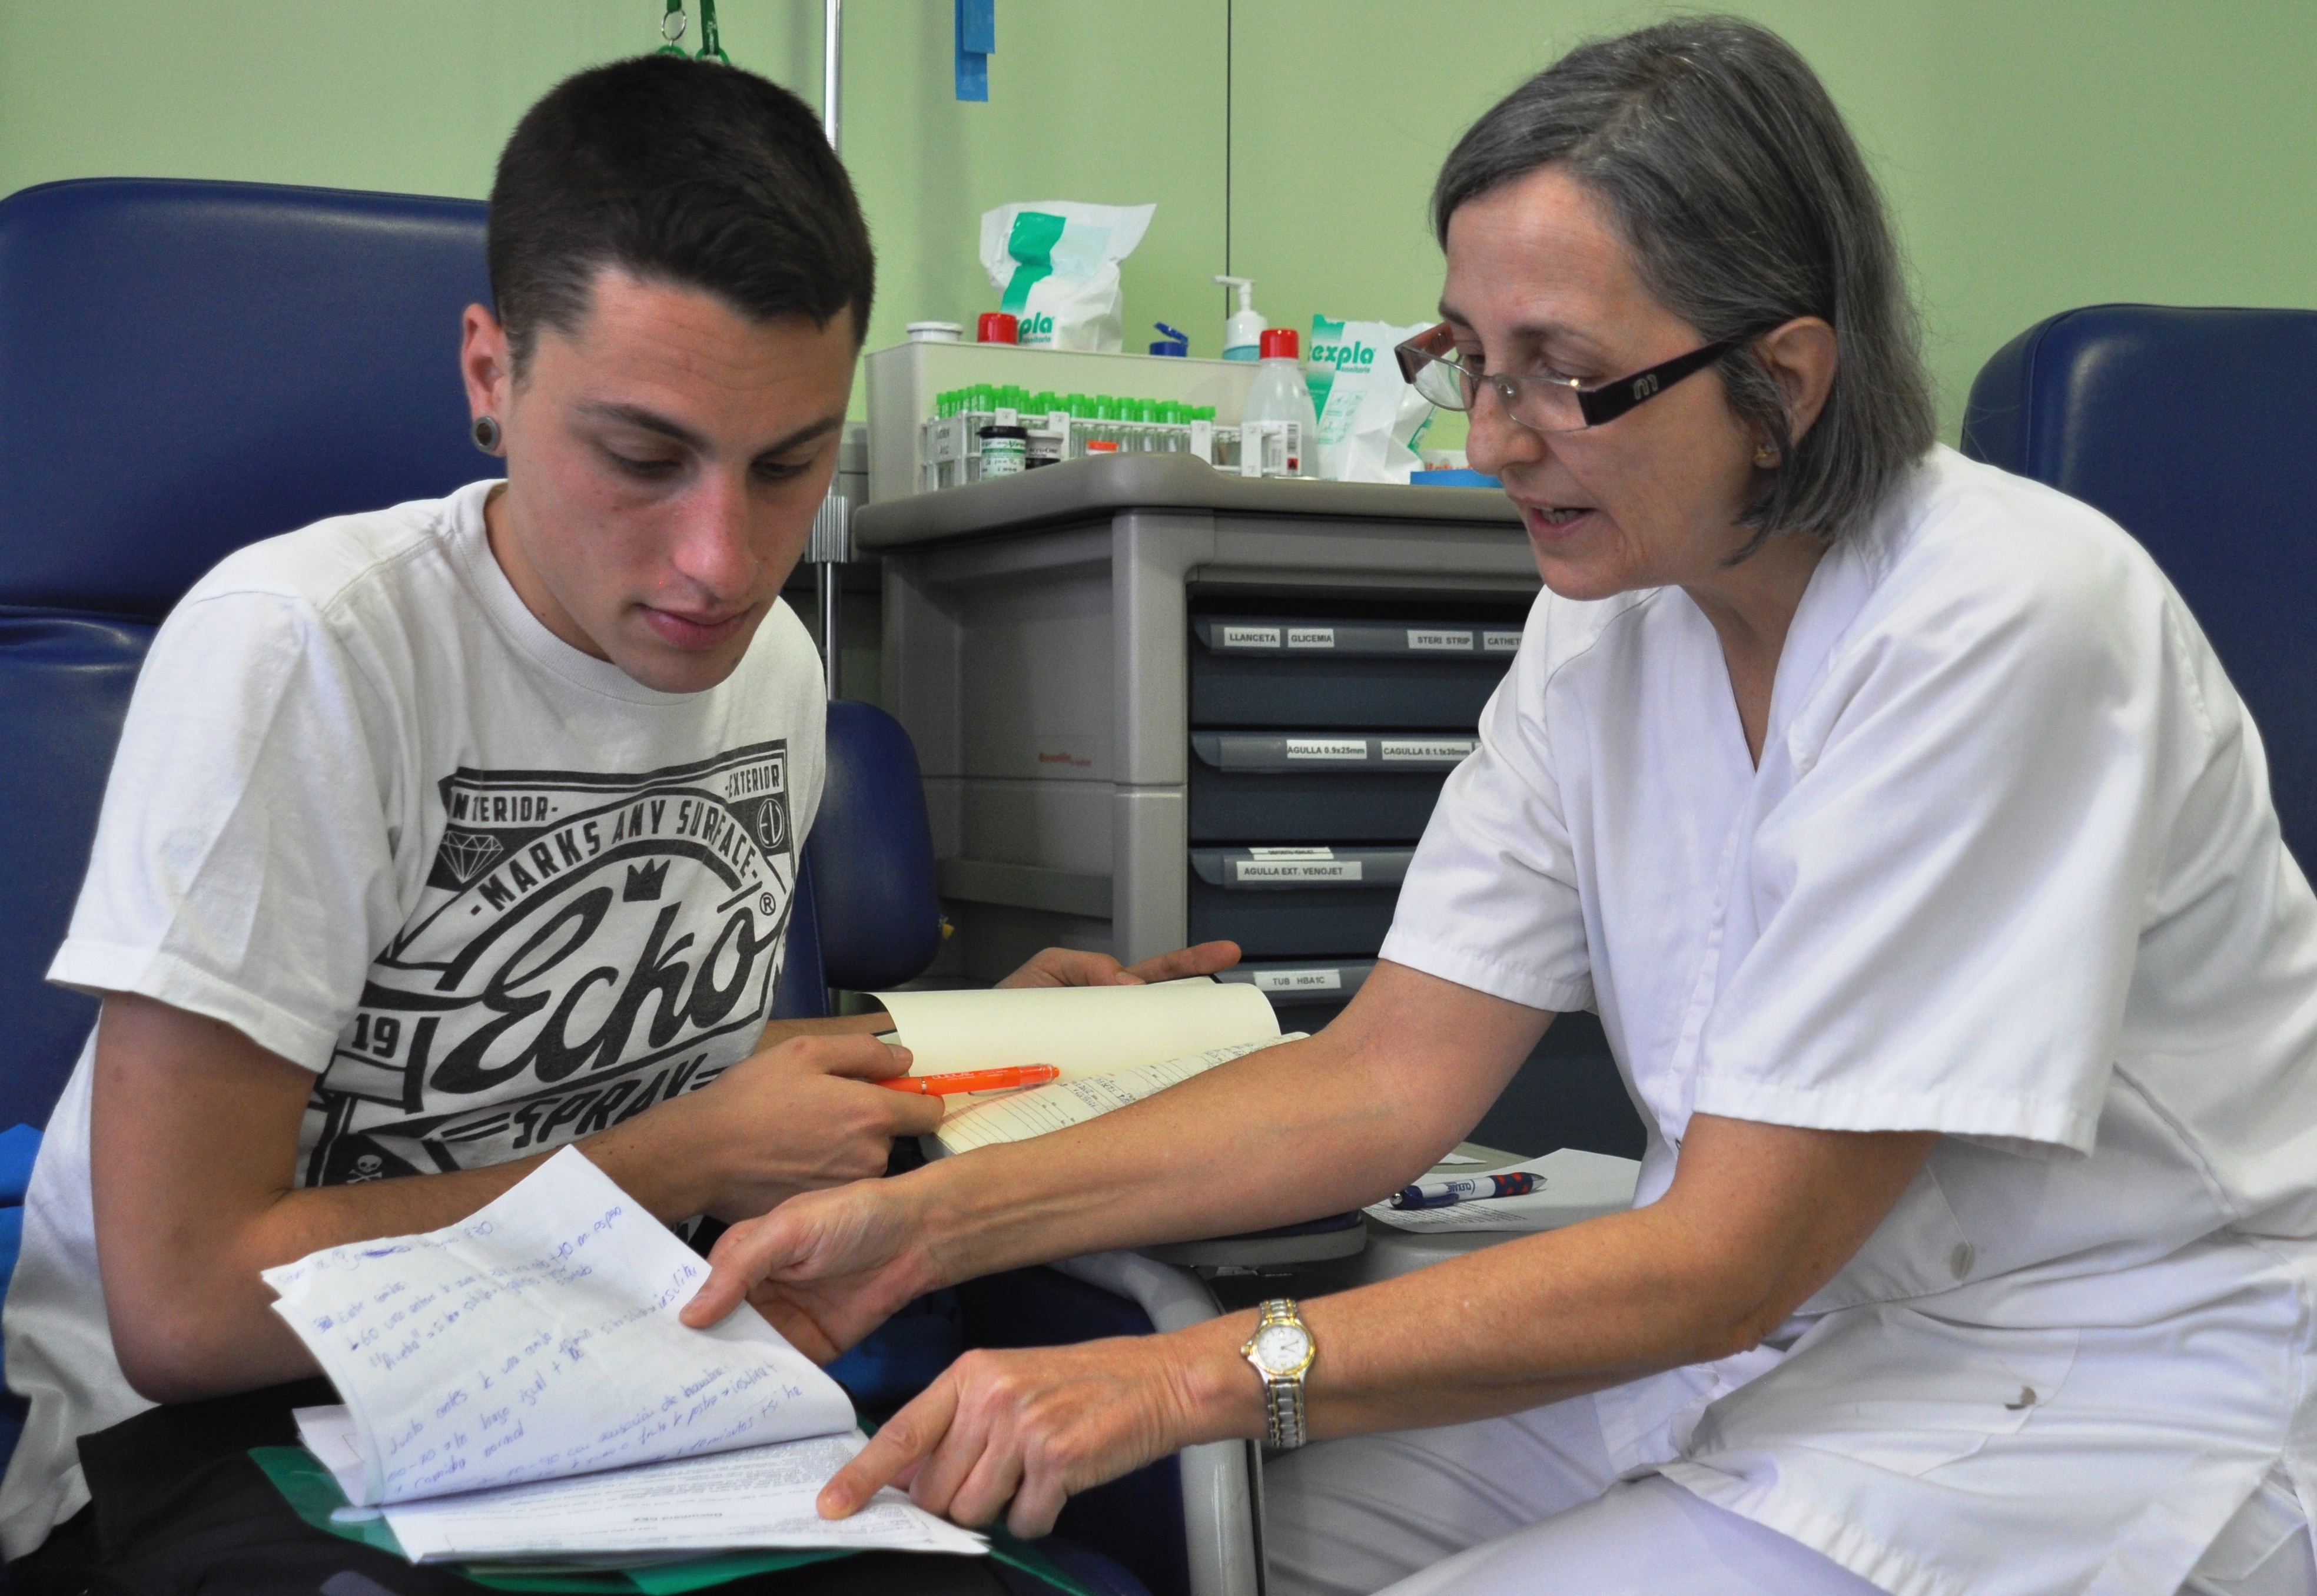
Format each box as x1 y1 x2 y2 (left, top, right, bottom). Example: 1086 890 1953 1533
301 742 795 1186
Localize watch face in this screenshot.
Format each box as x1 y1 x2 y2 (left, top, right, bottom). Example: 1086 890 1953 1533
1252 1322 1312 1375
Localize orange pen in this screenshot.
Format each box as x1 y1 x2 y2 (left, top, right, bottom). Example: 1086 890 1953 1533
877 1064 1063 1096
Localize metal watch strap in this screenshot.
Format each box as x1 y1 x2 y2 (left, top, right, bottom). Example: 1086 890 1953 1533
1254 1298 1310 1451
1263 1372 1307 1449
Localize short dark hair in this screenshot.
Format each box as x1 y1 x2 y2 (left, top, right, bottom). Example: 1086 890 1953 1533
1433 16 1936 552
488 54 874 370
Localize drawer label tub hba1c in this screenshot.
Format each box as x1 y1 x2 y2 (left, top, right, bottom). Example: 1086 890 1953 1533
1254 968 1345 993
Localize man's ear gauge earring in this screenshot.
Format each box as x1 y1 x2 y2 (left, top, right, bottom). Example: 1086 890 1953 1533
472 415 503 455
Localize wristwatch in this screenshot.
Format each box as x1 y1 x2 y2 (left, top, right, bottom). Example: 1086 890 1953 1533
1240 1298 1317 1449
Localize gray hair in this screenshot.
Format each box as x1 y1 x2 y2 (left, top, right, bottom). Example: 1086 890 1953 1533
1433 15 1936 553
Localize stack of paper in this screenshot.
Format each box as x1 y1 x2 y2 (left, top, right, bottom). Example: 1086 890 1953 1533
264 1147 984 1566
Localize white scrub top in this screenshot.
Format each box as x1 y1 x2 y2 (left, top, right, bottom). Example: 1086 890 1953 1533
1378 446 2317 1596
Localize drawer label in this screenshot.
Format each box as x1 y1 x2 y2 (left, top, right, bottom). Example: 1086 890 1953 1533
1220 625 1281 649
1253 968 1345 993
1234 860 1365 883
1483 629 1523 653
1287 627 1336 649
1408 628 1474 651
1248 846 1335 858
1380 737 1477 762
1285 738 1371 761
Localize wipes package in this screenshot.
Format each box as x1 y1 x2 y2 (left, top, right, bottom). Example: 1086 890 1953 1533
981 201 1157 353
1309 316 1436 483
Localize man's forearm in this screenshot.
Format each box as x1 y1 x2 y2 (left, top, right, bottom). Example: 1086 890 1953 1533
103 1098 734 1402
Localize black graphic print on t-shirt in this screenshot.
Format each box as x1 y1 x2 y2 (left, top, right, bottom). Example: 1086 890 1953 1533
302 741 795 1186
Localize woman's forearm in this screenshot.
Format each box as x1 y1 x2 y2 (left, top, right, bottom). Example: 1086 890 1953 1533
1158 1114 1940 1448
911 968 1551 1286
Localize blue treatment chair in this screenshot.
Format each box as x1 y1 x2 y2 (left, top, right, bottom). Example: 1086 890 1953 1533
1961 304 2317 868
0 175 1233 1596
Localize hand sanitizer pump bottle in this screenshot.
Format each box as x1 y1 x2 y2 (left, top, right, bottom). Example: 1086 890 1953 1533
1239 328 1320 478
1214 275 1266 362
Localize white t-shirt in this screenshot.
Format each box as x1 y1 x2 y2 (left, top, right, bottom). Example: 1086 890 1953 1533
1379 446 2317 1596
0 480 826 1557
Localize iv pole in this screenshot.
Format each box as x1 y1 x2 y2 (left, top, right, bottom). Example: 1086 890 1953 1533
807 0 848 698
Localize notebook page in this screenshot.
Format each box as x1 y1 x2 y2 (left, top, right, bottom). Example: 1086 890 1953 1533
383 1429 985 1563
263 1147 852 1506
933 1033 1304 1156
871 977 1278 1081
288 1408 983 1564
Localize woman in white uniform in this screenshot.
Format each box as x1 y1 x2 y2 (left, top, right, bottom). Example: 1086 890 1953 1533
685 17 2317 1594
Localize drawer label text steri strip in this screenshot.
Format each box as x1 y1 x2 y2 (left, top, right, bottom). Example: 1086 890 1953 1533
1408 628 1475 651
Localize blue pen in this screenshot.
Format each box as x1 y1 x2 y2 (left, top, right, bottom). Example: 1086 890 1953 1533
1389 1172 1542 1209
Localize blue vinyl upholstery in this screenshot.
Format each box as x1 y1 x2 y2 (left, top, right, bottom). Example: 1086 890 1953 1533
767 701 946 1015
809 699 946 991
0 616 151 1132
0 178 493 617
0 175 496 1129
1961 304 2317 867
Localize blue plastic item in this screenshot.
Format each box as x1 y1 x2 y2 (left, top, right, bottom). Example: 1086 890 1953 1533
1148 321 1189 357
1409 467 1502 488
955 0 994 100
0 1123 41 1206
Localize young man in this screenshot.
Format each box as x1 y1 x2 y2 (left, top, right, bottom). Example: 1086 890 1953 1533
0 56 1229 1589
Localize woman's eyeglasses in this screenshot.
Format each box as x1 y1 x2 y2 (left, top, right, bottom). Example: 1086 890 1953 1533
1393 322 1747 434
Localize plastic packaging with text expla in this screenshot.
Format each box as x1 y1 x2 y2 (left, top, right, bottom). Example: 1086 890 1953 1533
981 201 1157 353
1309 316 1437 483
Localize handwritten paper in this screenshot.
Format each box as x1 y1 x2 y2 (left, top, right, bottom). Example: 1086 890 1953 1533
290 1408 984 1564
263 1146 852 1507
931 1034 1305 1156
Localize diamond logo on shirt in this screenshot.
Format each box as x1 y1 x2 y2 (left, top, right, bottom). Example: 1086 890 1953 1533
434 829 503 884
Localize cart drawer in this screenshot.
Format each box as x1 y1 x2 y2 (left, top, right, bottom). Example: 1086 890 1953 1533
1187 850 1410 957
1190 616 1519 729
1188 734 1472 842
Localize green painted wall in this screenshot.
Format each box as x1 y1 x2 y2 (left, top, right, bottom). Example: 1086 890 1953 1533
5 2 2312 436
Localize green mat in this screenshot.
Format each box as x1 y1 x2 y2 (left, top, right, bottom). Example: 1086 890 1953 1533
253 1447 1100 1596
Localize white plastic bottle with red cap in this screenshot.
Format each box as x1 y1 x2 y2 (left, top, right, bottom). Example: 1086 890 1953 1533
1238 327 1321 479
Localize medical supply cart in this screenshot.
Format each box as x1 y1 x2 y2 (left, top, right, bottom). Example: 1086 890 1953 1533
854 448 1519 972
